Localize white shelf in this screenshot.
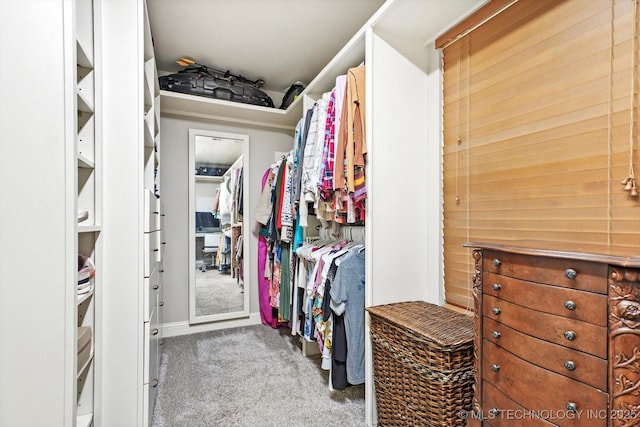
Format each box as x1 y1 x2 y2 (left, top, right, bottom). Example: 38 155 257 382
77 287 94 305
77 91 94 113
77 68 95 113
144 58 155 107
75 1 97 424
77 351 94 379
158 27 367 130
78 154 94 169
144 112 154 148
78 224 101 233
77 39 93 69
75 0 94 66
160 90 298 130
77 413 94 427
195 175 223 182
143 1 154 61
78 113 95 163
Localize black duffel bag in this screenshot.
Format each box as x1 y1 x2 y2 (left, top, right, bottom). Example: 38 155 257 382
159 63 274 108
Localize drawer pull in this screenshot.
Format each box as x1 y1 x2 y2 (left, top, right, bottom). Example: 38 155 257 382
566 402 578 413
159 301 165 307
564 330 576 341
492 331 501 339
492 307 501 315
492 259 502 268
152 328 159 336
152 284 159 290
564 268 577 280
564 300 576 310
491 364 500 372
564 361 576 371
492 283 502 291
489 408 500 416
160 269 165 273
152 378 159 388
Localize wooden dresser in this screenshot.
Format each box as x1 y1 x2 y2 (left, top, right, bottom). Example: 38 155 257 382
465 241 640 427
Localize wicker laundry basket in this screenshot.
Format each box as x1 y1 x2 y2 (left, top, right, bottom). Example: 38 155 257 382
367 301 474 427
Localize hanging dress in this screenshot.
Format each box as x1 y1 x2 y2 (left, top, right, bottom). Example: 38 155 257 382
257 168 277 328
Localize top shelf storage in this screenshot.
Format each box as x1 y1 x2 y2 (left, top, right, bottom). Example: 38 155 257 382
160 30 366 130
158 0 486 130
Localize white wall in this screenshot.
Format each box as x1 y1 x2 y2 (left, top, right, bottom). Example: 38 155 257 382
367 29 440 307
0 1 74 424
160 115 294 334
195 181 219 212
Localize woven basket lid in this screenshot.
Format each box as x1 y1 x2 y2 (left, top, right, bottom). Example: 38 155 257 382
366 300 473 349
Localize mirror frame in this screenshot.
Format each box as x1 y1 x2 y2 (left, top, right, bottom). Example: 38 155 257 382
188 128 250 324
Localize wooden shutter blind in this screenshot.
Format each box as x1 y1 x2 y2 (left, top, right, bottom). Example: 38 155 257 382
441 0 640 309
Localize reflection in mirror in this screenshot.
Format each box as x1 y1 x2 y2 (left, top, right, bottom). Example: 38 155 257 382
188 129 249 324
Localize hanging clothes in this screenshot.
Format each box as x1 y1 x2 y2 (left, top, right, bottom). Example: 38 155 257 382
293 236 365 389
256 168 277 328
330 248 366 386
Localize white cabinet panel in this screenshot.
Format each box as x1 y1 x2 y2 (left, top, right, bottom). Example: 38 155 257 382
144 190 160 233
143 308 159 385
144 231 160 278
143 264 159 322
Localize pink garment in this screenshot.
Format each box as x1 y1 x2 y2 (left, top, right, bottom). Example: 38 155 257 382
258 168 277 328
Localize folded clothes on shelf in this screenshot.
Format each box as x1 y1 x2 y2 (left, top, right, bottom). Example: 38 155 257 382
77 254 96 293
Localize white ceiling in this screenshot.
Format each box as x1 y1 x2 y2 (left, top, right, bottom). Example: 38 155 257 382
195 135 243 166
146 0 386 93
152 0 486 165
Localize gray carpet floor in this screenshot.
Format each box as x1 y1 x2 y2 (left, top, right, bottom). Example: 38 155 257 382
195 268 244 316
151 324 366 427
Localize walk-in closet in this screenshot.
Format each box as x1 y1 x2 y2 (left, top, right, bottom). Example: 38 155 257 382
1 0 483 425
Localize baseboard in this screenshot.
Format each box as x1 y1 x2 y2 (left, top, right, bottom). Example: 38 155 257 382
161 313 262 338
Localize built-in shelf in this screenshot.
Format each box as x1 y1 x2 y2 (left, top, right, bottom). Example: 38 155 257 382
76 40 93 69
77 352 94 379
78 154 94 169
77 288 94 305
76 413 94 427
195 175 223 182
159 29 367 130
75 0 97 424
78 225 101 233
160 90 298 130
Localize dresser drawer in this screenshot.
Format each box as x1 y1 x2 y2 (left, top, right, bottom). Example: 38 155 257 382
483 317 607 390
143 265 159 322
483 340 607 427
483 295 607 358
482 381 556 427
483 272 607 326
144 230 160 278
144 189 161 233
483 250 607 294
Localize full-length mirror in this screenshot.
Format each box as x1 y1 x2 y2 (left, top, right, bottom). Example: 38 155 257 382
189 129 249 324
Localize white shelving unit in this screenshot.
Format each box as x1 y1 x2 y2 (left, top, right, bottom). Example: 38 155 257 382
101 0 163 425
0 0 103 424
75 0 99 425
143 5 164 422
